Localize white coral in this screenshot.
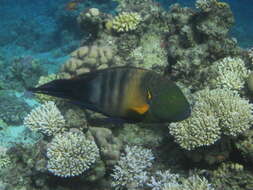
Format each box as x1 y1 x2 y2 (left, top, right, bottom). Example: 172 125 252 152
47 129 99 177
111 145 154 189
24 101 65 136
209 57 250 91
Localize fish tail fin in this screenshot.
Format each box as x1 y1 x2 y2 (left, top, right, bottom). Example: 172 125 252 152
28 79 86 100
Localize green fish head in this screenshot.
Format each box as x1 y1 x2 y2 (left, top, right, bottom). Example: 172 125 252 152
147 82 191 123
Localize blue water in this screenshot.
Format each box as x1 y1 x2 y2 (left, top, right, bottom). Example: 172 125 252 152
0 0 252 57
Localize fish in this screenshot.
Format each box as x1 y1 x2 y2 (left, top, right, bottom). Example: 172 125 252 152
29 67 191 123
65 0 82 11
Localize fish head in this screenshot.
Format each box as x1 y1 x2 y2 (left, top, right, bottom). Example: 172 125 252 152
145 81 191 123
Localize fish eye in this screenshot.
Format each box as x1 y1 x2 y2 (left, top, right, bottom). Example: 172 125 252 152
147 89 152 100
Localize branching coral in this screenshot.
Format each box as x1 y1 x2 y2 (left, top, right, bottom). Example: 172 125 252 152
106 12 141 33
148 170 214 190
169 89 253 150
111 145 154 189
170 102 221 150
208 57 250 91
24 101 66 136
47 129 100 177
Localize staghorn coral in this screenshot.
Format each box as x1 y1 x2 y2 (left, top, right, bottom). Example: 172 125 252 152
169 88 253 150
105 12 142 33
47 129 99 177
24 101 66 136
111 145 154 189
208 57 250 91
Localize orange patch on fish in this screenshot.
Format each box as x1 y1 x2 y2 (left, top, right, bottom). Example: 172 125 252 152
131 104 149 114
121 70 148 116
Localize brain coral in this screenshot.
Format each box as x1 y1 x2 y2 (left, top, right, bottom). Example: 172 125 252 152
169 89 253 150
47 129 99 177
24 101 65 136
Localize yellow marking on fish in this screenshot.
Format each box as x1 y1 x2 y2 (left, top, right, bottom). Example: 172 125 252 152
121 70 147 116
147 89 152 100
131 104 149 114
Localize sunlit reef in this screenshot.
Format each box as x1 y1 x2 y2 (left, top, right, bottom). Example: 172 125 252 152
1 0 253 190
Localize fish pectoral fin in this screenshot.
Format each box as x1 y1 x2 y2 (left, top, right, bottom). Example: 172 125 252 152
130 104 149 115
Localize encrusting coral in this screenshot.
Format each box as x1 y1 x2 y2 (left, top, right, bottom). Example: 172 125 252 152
24 101 66 136
128 32 167 72
46 129 100 177
169 88 253 150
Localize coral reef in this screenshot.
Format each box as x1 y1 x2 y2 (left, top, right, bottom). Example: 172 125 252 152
148 170 214 190
105 12 142 33
47 129 99 177
166 2 241 89
6 56 46 91
111 145 154 189
210 162 253 190
4 0 253 189
127 32 167 72
208 56 250 91
0 146 11 170
24 101 66 136
169 88 253 150
60 45 116 78
0 91 31 125
89 127 122 167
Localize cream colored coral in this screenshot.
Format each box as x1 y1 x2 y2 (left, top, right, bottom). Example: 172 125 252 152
47 129 99 177
169 88 253 150
60 45 114 77
209 57 250 91
24 101 66 136
107 12 141 33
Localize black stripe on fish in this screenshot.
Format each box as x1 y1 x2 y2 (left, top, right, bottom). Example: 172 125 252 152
117 69 129 113
100 70 109 111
